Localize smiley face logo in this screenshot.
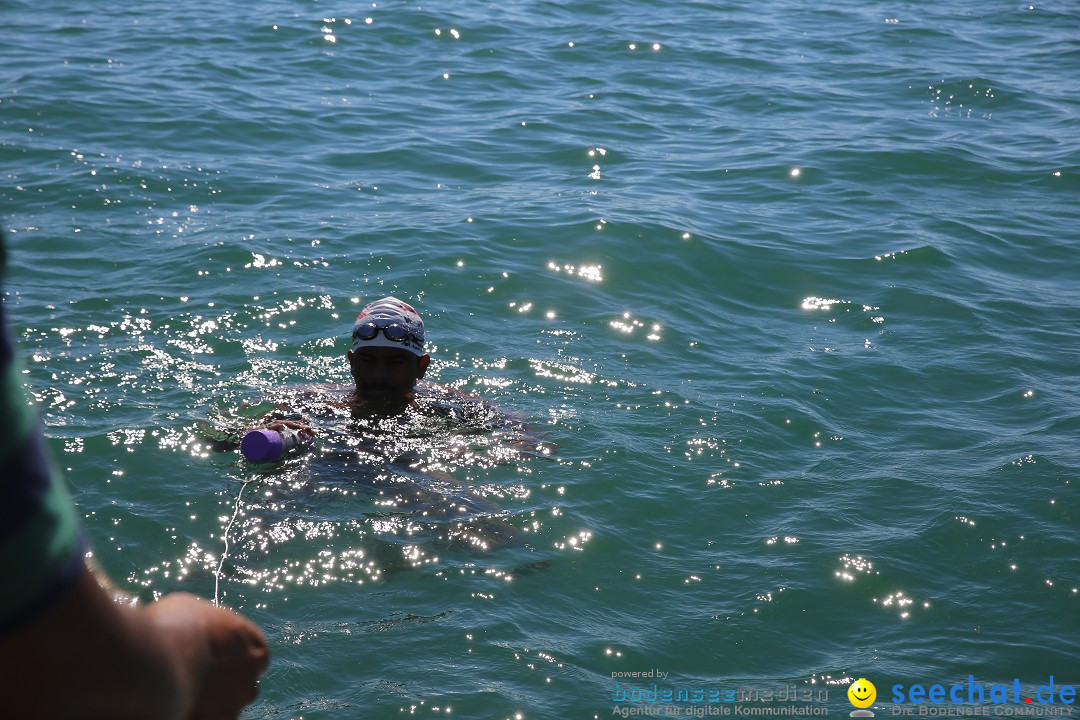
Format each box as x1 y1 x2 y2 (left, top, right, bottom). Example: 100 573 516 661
848 678 876 709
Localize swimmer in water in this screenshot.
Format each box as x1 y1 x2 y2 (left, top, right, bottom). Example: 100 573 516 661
265 296 511 434
264 296 442 431
216 297 540 558
256 295 431 437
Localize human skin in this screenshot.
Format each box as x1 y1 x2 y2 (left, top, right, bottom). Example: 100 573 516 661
0 233 269 718
347 345 431 410
0 566 269 719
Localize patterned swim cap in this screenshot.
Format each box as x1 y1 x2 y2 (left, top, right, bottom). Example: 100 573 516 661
350 296 425 357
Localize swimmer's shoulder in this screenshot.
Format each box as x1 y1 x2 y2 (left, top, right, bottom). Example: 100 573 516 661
412 382 516 427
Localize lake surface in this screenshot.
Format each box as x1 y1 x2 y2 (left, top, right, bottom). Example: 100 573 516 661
2 0 1078 717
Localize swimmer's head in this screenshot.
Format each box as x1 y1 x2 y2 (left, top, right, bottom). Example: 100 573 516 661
351 296 425 357
348 297 429 404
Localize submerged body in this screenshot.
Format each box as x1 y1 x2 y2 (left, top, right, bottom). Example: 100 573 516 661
207 297 548 579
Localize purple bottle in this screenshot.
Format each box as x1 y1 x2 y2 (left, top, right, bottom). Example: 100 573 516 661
241 427 314 463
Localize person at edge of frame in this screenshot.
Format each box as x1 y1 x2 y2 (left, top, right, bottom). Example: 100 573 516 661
0 230 270 719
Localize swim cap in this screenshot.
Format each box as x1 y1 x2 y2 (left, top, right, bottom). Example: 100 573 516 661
351 296 426 357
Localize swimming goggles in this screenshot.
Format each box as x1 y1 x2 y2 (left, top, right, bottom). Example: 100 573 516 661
353 321 420 345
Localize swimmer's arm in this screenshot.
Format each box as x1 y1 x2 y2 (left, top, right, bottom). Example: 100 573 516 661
419 382 556 454
259 419 317 436
0 564 269 719
236 383 352 437
470 401 556 455
218 404 317 438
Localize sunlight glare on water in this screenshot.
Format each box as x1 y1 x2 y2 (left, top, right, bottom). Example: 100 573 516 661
2 0 1079 716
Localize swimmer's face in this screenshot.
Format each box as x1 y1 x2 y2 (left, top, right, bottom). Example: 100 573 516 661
848 679 876 709
348 346 429 402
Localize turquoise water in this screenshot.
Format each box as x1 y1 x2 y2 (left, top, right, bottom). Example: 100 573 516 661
2 0 1079 717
